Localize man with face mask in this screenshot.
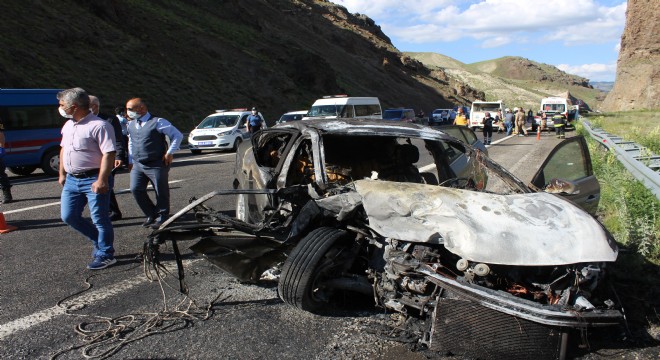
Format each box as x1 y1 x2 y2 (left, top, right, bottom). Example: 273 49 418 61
125 98 182 229
246 107 263 133
57 88 117 270
89 95 125 221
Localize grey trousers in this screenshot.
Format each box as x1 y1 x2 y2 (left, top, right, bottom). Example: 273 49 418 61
130 161 170 221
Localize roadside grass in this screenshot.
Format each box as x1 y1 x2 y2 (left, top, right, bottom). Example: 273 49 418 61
578 116 660 342
577 119 660 264
587 111 660 153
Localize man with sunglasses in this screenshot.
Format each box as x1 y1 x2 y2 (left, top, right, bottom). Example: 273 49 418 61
57 88 117 270
125 98 182 229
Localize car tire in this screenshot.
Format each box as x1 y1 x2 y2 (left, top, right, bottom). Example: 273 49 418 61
190 149 202 155
278 227 350 313
232 138 242 152
8 166 38 176
40 148 60 176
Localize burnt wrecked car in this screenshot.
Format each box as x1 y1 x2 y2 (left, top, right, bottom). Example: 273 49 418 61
149 119 622 359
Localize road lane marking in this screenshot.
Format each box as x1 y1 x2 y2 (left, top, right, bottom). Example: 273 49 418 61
3 179 189 215
0 259 200 341
10 152 231 186
174 152 235 163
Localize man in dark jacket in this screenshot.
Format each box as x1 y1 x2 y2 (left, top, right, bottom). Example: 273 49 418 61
481 112 494 145
90 95 125 221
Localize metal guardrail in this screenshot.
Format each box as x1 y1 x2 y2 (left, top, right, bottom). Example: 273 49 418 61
581 119 660 200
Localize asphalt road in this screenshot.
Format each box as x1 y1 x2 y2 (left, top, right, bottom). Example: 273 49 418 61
0 128 655 359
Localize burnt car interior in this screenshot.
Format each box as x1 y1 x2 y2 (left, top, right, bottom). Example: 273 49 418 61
145 123 622 360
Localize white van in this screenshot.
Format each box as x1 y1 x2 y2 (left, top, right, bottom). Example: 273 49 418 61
469 100 504 130
188 109 266 154
540 97 578 119
303 95 382 120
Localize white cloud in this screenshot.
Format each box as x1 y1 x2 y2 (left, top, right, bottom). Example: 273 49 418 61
556 63 617 81
335 0 626 48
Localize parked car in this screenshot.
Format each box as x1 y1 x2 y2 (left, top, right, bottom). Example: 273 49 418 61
276 110 307 124
382 108 416 123
187 109 266 154
149 118 620 359
429 108 453 126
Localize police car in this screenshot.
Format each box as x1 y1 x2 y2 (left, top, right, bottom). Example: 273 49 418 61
188 109 266 154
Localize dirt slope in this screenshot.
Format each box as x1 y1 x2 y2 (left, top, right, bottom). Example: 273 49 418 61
0 0 483 128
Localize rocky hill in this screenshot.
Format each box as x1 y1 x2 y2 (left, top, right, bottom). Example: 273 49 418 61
0 0 483 128
602 0 660 111
407 53 604 111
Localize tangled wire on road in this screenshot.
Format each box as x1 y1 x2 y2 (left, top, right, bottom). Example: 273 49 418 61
49 244 228 360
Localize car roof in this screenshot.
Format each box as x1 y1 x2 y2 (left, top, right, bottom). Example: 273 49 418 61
273 118 456 141
207 111 248 116
283 110 308 115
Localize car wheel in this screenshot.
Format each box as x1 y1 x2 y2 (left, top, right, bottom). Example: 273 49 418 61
472 126 478 132
232 138 242 152
40 148 60 176
190 149 202 155
278 227 352 313
8 166 37 176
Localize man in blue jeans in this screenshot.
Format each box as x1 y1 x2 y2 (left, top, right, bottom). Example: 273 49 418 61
58 88 117 270
504 108 515 136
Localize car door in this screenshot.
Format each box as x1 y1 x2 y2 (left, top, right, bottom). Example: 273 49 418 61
239 114 250 139
235 129 298 222
530 136 600 214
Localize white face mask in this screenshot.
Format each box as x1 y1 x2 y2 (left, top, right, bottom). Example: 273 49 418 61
58 106 73 119
127 110 139 120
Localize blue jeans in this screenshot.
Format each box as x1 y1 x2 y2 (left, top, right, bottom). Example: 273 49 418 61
505 122 513 135
61 174 114 258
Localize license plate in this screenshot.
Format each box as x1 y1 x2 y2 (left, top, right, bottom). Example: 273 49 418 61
197 141 213 146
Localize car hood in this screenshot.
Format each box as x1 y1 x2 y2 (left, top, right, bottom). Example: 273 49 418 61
192 128 235 134
317 180 618 266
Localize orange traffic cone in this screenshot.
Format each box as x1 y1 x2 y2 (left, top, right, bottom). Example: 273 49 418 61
536 126 541 140
0 212 18 233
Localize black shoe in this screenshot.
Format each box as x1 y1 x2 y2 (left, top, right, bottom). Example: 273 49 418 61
142 217 155 227
110 212 123 221
150 221 164 229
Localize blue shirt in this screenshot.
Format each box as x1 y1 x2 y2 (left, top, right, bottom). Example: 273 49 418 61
247 114 263 127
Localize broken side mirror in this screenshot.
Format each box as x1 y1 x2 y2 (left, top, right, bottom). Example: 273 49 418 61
543 178 580 195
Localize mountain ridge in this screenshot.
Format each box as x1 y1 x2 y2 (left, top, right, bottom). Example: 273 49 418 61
406 52 603 111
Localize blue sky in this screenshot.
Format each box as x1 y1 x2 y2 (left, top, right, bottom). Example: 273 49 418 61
335 0 626 82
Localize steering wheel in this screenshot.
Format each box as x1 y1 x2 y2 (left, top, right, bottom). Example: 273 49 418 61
438 177 471 188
